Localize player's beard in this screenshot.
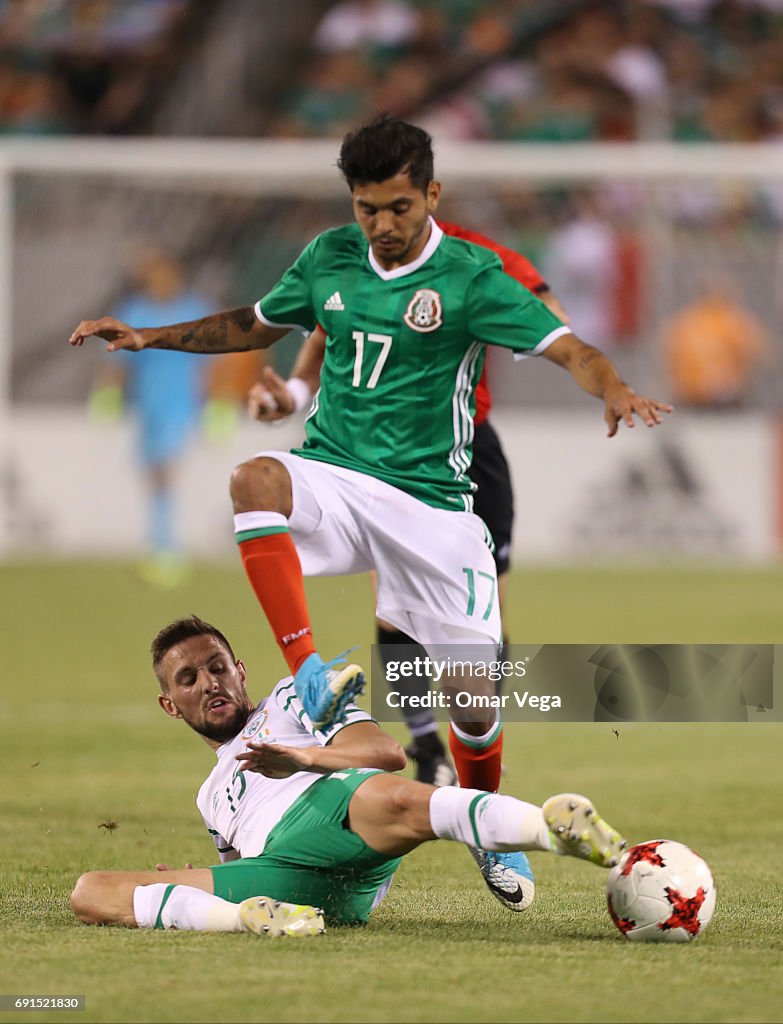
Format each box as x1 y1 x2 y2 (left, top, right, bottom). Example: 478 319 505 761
372 214 430 266
188 701 253 743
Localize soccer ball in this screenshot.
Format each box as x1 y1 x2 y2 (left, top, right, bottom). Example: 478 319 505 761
606 840 716 942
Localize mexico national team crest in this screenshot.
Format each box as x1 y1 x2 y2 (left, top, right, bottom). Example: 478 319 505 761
404 288 443 333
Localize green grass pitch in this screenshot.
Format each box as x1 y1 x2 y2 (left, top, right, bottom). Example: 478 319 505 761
1 560 782 1023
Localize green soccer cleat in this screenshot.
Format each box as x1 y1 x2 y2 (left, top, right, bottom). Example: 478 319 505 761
542 793 628 868
238 897 326 937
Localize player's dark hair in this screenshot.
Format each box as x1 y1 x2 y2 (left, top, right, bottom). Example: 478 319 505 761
338 115 434 193
151 615 237 689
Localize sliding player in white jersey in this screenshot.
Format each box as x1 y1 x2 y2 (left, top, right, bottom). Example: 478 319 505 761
70 616 628 935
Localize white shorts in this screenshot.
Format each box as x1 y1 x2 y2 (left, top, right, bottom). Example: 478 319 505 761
257 451 501 650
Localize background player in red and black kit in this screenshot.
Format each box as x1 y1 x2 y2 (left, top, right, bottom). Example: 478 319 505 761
248 219 569 786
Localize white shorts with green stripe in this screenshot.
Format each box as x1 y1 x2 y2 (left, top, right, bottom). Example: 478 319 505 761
256 451 501 655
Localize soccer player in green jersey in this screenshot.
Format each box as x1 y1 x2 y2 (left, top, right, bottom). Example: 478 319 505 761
70 616 627 934
246 226 569 790
70 116 670 912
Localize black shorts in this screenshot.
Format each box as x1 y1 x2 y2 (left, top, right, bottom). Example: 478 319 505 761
470 419 514 575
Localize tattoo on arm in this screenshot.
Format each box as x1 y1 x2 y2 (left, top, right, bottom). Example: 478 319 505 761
180 307 257 351
577 348 602 371
572 344 624 398
151 307 258 353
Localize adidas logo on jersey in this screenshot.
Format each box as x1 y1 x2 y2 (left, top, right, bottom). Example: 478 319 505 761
323 291 345 311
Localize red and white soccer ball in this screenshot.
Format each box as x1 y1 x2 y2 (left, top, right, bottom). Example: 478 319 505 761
606 840 716 942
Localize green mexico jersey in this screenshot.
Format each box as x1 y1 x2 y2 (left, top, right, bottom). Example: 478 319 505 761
255 219 570 511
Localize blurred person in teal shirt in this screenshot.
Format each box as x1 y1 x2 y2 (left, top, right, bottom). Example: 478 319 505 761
91 246 213 585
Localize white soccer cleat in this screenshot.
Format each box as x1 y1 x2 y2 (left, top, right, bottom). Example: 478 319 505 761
238 897 326 937
542 793 627 868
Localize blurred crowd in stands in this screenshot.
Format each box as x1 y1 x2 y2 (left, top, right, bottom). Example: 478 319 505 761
0 0 194 133
1 0 783 141
273 0 783 142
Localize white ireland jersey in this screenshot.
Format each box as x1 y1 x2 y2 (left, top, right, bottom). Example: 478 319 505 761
197 677 373 858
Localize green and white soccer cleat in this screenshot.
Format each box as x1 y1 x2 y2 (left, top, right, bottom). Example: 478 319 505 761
238 897 326 937
542 793 627 868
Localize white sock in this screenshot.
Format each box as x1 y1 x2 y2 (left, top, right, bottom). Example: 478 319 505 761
429 787 553 852
449 713 501 749
233 510 288 536
133 883 243 931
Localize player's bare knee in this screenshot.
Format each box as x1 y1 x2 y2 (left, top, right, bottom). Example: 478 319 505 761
230 457 292 515
70 871 103 924
387 778 432 834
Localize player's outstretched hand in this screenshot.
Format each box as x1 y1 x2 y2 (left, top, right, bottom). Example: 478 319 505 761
155 862 193 871
247 366 295 422
603 384 673 438
235 741 314 778
69 317 145 352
